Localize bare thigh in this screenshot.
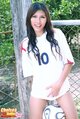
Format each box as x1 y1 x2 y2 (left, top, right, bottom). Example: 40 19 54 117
57 91 78 119
29 96 47 119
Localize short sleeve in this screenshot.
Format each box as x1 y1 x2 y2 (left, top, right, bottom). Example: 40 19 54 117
21 38 33 77
56 29 75 65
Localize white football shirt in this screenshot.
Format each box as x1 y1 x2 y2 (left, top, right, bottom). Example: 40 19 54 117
21 28 74 100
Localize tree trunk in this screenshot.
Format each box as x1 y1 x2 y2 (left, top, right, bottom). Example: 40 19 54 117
10 0 32 119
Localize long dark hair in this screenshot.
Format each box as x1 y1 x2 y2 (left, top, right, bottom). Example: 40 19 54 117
26 2 61 57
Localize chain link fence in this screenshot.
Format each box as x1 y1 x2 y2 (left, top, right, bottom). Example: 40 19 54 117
0 20 80 118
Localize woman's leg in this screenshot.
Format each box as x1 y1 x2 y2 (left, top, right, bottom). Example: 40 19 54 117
29 96 47 119
57 91 78 119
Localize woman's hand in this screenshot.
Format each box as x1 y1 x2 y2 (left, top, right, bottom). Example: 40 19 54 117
46 63 73 97
46 80 62 97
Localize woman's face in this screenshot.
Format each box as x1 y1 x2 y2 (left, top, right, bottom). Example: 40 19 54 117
31 10 47 37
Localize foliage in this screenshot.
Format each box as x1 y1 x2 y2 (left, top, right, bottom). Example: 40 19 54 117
52 0 80 20
33 0 80 20
0 39 15 65
0 0 14 65
0 0 12 33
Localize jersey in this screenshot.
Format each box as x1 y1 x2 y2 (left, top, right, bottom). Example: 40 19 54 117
21 28 74 100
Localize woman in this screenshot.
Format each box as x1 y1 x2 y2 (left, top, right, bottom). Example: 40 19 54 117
21 2 78 119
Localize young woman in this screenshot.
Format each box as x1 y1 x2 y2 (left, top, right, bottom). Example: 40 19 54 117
21 2 78 119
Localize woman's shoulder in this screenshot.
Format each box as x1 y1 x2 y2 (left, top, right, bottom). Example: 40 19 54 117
20 37 29 52
22 37 28 44
52 28 65 39
52 28 62 34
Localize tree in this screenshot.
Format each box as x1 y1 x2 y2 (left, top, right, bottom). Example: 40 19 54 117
10 0 32 118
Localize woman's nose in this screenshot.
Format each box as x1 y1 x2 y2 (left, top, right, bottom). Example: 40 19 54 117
36 17 41 23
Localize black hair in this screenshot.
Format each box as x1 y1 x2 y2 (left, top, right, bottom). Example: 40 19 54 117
26 2 61 58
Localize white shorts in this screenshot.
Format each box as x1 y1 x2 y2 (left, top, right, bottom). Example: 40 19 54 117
31 78 70 100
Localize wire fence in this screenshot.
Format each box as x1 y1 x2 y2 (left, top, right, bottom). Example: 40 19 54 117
0 20 80 118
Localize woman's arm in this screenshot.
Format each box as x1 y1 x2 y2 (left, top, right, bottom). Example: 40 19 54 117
47 63 73 97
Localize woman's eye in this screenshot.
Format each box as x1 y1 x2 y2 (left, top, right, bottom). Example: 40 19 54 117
32 15 37 18
41 16 45 18
32 16 46 18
